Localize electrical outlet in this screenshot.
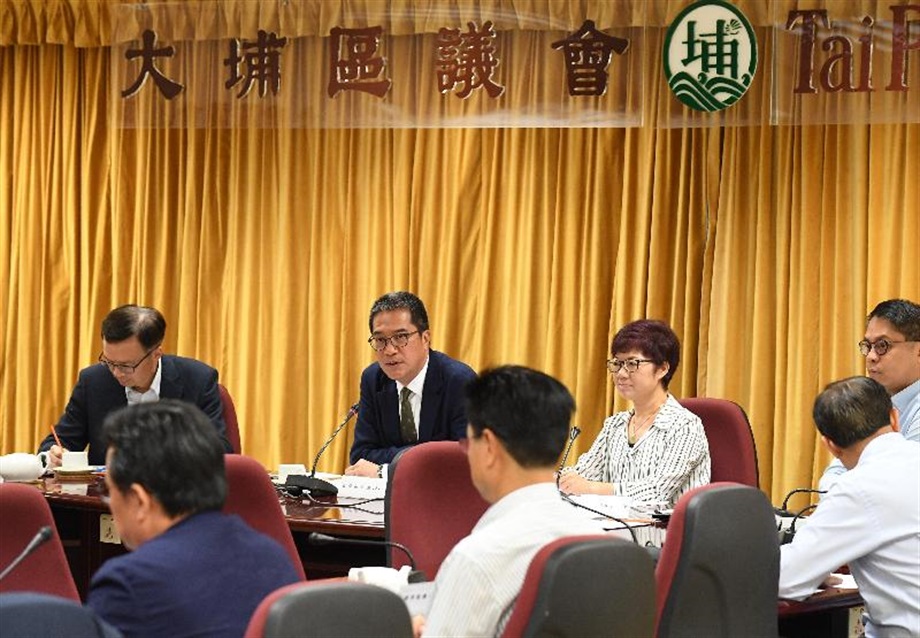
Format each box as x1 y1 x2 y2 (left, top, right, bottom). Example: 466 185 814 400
100 513 122 544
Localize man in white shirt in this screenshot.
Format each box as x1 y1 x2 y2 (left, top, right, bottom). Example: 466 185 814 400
780 376 920 637
414 365 605 637
819 298 920 492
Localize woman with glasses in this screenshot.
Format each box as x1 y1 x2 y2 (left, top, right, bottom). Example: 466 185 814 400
558 319 710 508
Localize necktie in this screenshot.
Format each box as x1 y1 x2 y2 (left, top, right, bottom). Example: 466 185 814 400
400 387 417 444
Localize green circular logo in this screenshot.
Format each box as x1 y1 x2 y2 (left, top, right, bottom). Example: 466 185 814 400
663 0 758 112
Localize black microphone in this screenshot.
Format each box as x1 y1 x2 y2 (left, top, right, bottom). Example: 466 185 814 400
0 526 53 581
287 402 359 498
556 425 581 489
780 503 818 545
554 426 639 544
307 532 426 582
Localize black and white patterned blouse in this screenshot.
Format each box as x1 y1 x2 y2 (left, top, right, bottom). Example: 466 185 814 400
571 394 711 507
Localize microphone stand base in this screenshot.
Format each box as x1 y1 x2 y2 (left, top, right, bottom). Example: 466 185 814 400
286 475 339 498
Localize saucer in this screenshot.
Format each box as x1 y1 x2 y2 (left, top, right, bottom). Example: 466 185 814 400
54 466 95 475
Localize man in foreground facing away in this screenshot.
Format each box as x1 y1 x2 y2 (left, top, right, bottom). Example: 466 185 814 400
87 401 299 637
779 376 920 637
414 365 605 637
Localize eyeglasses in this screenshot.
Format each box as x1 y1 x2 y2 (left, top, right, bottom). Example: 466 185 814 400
98 346 158 374
606 358 655 374
858 339 917 357
367 330 419 352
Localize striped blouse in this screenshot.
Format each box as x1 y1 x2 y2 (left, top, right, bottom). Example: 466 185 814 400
572 394 711 507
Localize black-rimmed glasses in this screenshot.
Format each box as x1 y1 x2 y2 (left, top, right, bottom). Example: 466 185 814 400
858 339 917 357
606 358 655 374
98 346 158 374
367 330 419 352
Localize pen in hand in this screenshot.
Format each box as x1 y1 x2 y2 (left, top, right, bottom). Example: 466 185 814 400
51 424 64 450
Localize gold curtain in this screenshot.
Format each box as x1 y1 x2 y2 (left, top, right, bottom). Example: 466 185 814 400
2 1 918 503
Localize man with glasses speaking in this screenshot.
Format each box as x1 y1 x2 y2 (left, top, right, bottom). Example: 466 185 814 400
345 292 476 478
818 298 920 492
38 304 230 467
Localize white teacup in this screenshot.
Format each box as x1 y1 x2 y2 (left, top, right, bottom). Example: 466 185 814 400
0 453 45 481
61 450 89 469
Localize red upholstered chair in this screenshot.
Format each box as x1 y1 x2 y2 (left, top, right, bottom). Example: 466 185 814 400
222 454 306 580
218 383 242 454
655 482 779 638
678 397 759 487
0 484 80 601
385 441 489 580
244 581 412 638
501 535 656 638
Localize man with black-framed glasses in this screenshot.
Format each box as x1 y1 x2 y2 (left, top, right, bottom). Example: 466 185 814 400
38 304 230 467
818 298 919 492
345 291 475 478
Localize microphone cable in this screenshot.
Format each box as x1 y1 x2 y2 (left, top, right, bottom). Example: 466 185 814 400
561 493 639 545
778 488 827 515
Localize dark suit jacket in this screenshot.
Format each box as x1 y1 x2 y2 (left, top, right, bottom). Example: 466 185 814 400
87 511 300 638
349 350 476 465
39 355 230 464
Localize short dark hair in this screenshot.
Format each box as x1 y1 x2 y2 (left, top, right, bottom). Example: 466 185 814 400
101 305 167 349
867 299 920 341
104 401 226 517
368 292 429 334
466 365 575 468
813 377 893 448
611 320 681 389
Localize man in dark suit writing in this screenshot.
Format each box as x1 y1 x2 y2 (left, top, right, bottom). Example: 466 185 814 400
38 304 230 466
346 291 476 478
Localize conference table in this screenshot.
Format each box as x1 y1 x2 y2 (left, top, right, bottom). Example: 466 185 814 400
36 474 863 636
39 474 387 600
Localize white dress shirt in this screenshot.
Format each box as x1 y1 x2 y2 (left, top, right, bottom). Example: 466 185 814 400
780 433 920 637
125 359 163 404
395 357 428 439
422 483 606 637
819 379 920 492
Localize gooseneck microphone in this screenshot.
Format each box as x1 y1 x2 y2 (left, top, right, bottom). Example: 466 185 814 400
555 425 581 489
774 488 827 517
288 402 359 498
307 532 426 581
554 426 639 544
0 526 53 581
781 503 819 544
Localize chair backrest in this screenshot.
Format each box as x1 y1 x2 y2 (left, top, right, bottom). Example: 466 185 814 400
0 592 122 637
244 581 413 638
501 535 656 638
385 441 489 580
0 484 80 601
218 383 242 454
655 482 779 638
678 398 759 487
222 454 306 580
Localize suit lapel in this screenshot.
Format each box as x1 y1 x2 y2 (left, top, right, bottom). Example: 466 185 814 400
418 352 443 441
158 356 184 400
375 371 400 444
